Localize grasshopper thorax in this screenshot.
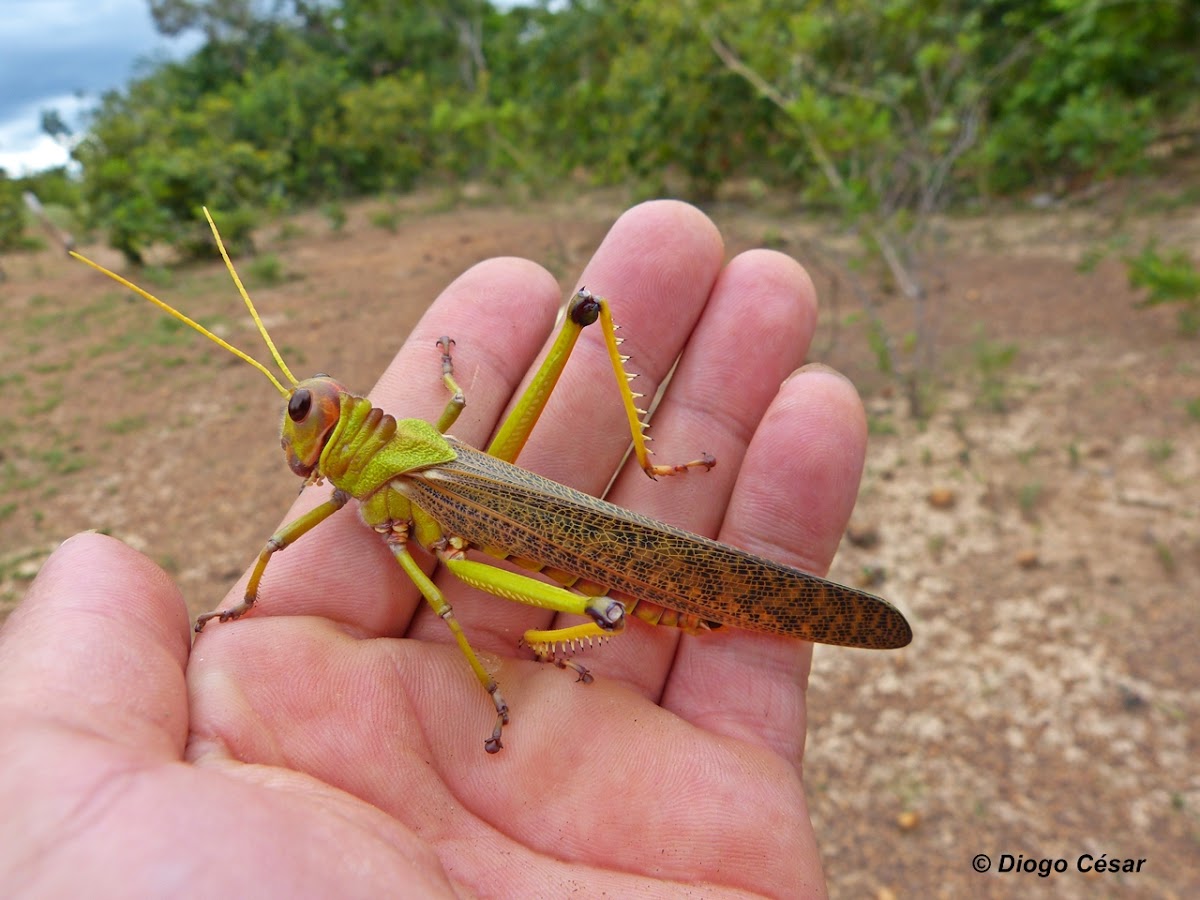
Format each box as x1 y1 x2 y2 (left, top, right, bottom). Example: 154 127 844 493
282 375 348 478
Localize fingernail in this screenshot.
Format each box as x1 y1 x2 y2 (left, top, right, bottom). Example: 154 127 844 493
785 361 848 384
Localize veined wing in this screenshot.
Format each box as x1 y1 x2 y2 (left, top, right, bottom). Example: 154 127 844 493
399 438 911 649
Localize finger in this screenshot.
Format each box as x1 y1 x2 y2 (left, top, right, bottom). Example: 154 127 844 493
662 366 869 765
406 200 726 650
0 532 191 758
203 258 563 638
565 249 818 699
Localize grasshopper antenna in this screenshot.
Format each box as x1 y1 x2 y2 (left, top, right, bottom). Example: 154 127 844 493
201 207 299 387
70 210 296 398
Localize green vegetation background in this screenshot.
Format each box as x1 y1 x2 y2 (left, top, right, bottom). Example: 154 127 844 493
2 0 1198 260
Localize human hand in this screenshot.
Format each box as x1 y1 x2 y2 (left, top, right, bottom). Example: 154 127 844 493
1 201 868 897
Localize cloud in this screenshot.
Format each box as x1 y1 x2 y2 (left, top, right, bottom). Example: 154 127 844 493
0 94 93 175
1 1 164 115
0 0 199 172
0 132 71 176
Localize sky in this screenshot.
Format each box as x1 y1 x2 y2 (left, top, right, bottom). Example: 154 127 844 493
0 0 201 175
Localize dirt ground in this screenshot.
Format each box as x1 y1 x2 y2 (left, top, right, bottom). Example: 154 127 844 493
2 187 1197 898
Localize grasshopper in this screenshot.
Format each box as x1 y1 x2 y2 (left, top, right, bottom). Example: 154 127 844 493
72 209 911 753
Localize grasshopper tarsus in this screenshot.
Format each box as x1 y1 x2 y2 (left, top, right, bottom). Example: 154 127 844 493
554 658 594 684
483 681 510 753
435 336 466 433
194 603 250 633
645 451 717 479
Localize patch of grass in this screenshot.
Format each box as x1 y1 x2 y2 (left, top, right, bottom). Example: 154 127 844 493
760 226 787 249
370 207 401 233
972 328 1019 412
430 186 466 213
0 545 50 583
1016 444 1041 466
278 344 306 368
322 201 347 233
139 265 175 289
1184 397 1200 423
22 305 63 337
23 391 63 416
0 502 16 522
104 414 149 435
1153 540 1175 574
1128 242 1200 337
28 290 125 341
88 316 197 358
926 533 947 558
148 316 192 345
1143 184 1200 213
906 373 939 424
866 320 893 375
1146 438 1174 463
0 460 21 493
92 290 127 312
276 221 306 242
247 253 285 286
179 272 231 299
13 234 47 252
867 413 897 436
1018 480 1043 519
1076 234 1131 274
29 359 74 375
1076 245 1106 274
38 446 88 476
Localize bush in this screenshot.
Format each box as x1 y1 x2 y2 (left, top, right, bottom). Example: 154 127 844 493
0 171 24 251
1129 242 1200 337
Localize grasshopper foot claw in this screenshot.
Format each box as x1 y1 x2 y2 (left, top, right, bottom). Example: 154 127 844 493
485 717 505 754
194 603 251 633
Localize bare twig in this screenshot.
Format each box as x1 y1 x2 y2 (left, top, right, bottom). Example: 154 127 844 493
709 33 924 302
23 192 75 255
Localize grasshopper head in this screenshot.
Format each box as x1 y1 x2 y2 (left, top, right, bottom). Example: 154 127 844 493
282 375 347 478
72 209 344 483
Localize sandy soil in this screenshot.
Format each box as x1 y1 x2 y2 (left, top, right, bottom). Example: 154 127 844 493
2 187 1197 898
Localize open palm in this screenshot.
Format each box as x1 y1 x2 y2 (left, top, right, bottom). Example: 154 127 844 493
1 202 869 898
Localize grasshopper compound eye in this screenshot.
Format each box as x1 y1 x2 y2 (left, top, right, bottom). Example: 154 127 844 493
288 389 312 422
